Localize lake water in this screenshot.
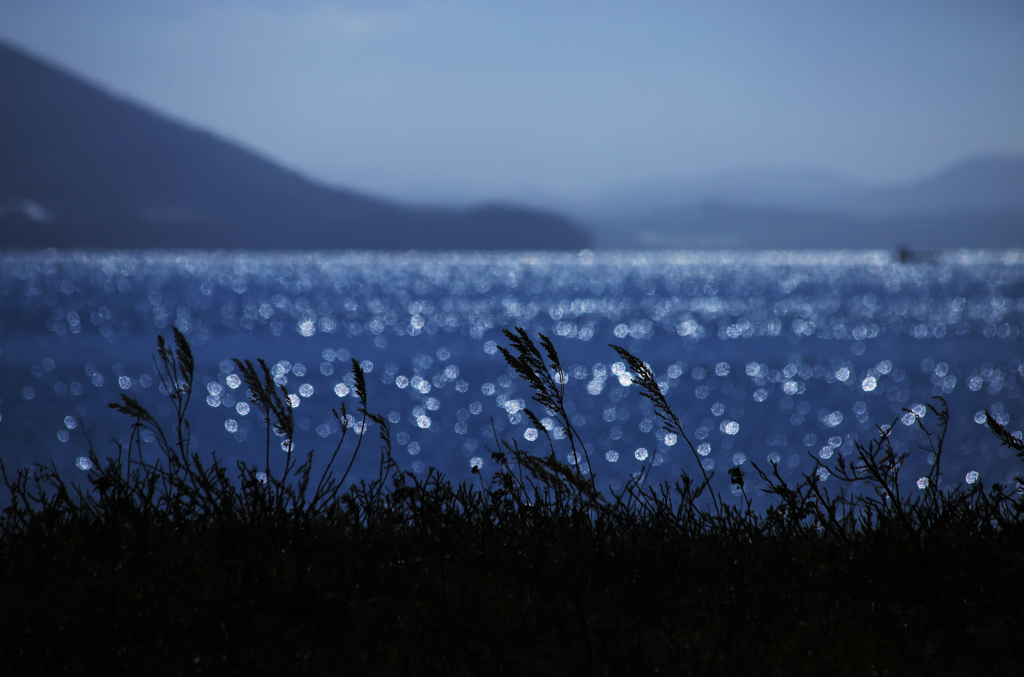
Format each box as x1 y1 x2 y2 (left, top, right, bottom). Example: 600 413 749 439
1 249 1022 505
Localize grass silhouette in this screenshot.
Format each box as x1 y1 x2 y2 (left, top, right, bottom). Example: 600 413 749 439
1 328 1022 675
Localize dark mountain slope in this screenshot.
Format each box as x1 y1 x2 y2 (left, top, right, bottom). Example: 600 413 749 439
0 42 588 250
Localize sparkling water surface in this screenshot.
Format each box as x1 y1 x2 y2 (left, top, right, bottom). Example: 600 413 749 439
2 249 1022 503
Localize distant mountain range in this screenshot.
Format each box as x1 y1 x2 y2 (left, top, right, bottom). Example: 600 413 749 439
2 39 1020 252
0 42 589 251
574 157 1024 250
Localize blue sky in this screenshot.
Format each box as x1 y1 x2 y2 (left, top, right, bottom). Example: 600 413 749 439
1 0 1022 205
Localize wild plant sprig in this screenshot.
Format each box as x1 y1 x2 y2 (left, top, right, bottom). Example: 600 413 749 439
336 359 372 493
309 403 351 510
233 357 295 480
986 409 1024 459
498 327 596 492
985 408 1024 490
108 329 213 511
154 327 195 461
610 344 721 518
915 397 950 512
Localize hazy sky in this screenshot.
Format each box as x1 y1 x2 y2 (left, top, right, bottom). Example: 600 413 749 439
1 0 1022 205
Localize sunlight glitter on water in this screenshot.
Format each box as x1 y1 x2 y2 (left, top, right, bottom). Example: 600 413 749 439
1 249 1023 498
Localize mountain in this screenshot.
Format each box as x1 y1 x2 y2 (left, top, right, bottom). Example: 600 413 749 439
575 157 1024 250
590 202 1023 250
0 42 589 251
575 157 1024 218
569 168 867 220
850 156 1024 216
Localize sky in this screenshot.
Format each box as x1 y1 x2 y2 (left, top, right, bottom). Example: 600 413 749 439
1 0 1022 206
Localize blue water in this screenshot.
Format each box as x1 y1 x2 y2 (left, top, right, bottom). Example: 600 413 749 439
1 249 1022 505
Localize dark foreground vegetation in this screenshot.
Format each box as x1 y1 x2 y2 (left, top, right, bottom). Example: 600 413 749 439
2 328 1022 675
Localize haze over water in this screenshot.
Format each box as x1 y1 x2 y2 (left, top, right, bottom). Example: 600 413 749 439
2 249 1022 504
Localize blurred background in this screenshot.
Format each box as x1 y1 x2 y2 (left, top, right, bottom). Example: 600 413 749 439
2 0 1023 250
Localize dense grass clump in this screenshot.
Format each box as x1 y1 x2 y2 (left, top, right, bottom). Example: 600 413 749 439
1 328 1022 675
